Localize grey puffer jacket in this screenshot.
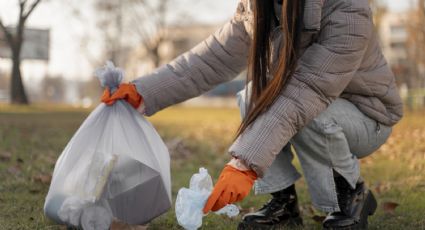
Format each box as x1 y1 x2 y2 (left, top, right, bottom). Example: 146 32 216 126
133 0 403 177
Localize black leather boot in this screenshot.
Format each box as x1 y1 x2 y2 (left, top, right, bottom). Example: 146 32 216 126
323 176 377 230
238 185 303 230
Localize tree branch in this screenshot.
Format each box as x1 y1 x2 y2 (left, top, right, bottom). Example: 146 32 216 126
19 0 26 17
23 0 42 21
19 0 28 6
0 18 14 46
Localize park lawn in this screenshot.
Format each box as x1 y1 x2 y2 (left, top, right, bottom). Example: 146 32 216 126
0 105 424 229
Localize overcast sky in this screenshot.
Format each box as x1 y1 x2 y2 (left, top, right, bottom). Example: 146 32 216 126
0 0 416 82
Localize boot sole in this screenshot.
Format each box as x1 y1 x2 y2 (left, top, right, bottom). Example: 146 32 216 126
237 216 303 230
323 189 377 230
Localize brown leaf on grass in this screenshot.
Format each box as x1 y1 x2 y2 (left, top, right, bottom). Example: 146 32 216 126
133 226 149 230
39 153 57 165
111 220 148 230
0 152 12 161
374 182 383 195
300 204 315 216
238 206 255 216
373 182 392 195
44 155 57 165
417 183 425 190
7 165 22 175
312 215 326 223
382 202 399 214
308 205 316 215
111 221 128 229
29 188 41 194
33 174 52 184
360 157 373 165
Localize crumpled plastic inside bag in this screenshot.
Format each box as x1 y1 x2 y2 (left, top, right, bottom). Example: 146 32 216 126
57 197 112 229
175 168 240 230
80 203 113 230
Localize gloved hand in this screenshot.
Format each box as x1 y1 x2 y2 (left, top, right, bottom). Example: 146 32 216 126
203 164 257 213
101 83 143 109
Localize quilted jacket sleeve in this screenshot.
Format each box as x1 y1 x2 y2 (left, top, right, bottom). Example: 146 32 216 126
229 0 374 177
132 1 251 116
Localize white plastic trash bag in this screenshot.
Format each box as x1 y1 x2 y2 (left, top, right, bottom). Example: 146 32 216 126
175 168 239 230
44 62 171 228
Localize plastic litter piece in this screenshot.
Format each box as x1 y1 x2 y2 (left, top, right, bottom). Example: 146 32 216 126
214 204 240 217
175 168 240 230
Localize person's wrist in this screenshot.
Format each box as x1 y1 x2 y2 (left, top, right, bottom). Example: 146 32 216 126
227 157 250 171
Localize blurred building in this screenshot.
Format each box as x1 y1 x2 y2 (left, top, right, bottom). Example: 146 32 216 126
378 8 425 108
0 66 9 103
379 12 409 69
0 89 8 102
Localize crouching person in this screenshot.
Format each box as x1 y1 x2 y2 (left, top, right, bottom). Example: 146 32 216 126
102 0 403 229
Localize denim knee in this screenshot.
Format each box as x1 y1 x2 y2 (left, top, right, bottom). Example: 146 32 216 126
294 115 340 144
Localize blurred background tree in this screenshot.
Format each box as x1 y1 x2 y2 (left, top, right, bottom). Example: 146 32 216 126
94 0 170 68
77 0 192 69
369 0 388 33
406 0 425 89
0 0 423 108
0 0 44 104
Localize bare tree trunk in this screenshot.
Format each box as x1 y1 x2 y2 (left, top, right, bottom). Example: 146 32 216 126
150 43 161 67
0 0 43 104
11 44 28 104
10 19 29 104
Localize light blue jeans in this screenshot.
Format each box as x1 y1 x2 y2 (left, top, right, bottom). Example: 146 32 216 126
237 89 392 212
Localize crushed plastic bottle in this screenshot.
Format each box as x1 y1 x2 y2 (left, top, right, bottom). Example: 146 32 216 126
175 168 240 230
214 204 240 218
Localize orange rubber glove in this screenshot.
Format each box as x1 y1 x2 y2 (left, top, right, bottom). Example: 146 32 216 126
101 83 143 109
202 165 257 213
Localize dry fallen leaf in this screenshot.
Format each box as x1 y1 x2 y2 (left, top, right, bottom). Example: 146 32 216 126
7 165 22 175
111 221 128 230
374 182 383 195
17 157 24 163
33 174 52 184
111 220 148 230
312 215 326 223
382 202 400 214
44 155 57 165
0 152 12 162
29 188 41 194
238 206 256 216
308 205 316 216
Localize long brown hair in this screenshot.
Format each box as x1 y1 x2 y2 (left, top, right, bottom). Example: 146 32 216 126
236 0 305 137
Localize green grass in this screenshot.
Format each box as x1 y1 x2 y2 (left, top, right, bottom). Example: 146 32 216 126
0 105 425 229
